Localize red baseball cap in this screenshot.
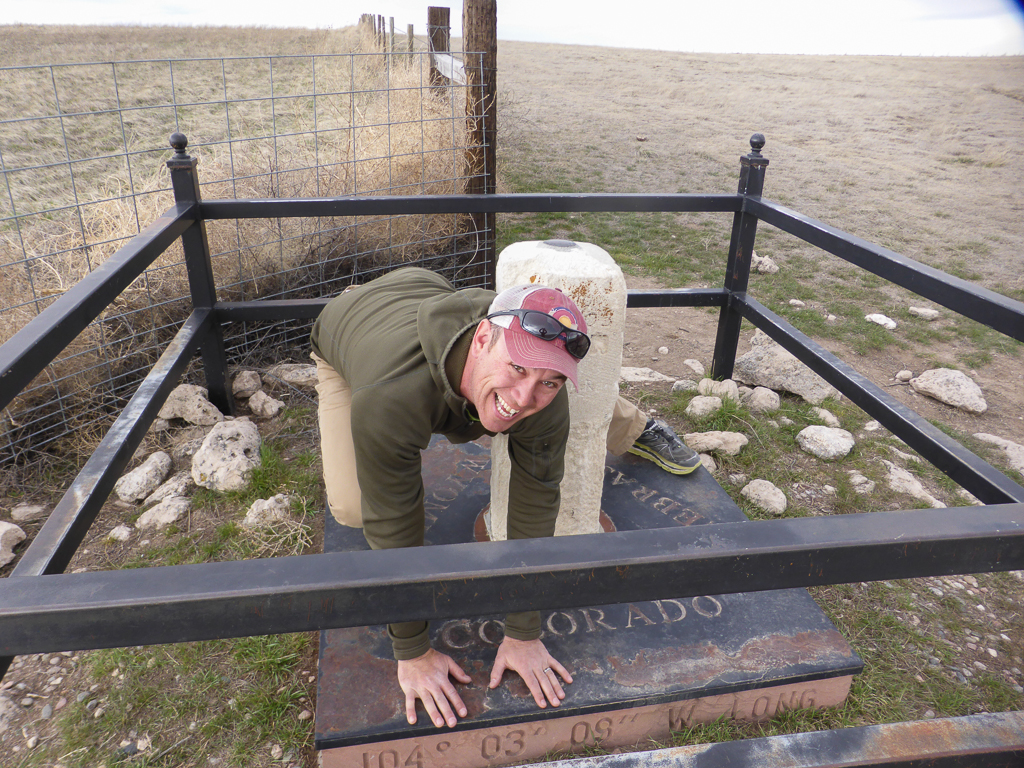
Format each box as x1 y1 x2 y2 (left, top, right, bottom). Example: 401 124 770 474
487 285 589 388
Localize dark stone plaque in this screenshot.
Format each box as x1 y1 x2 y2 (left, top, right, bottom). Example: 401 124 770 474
316 437 861 753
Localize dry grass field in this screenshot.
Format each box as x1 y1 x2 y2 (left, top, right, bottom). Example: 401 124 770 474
1 24 1023 768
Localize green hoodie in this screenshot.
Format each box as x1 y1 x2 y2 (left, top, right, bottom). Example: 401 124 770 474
311 267 569 659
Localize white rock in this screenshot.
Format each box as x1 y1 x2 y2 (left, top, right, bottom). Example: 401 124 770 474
863 420 882 432
0 521 26 567
232 370 262 398
657 346 669 355
620 367 675 384
136 497 191 531
682 359 705 378
242 494 292 528
698 378 740 402
882 460 945 508
733 331 839 404
909 306 940 321
910 369 987 414
779 416 795 426
888 446 920 464
191 418 262 491
751 251 780 274
114 452 173 503
108 525 132 542
744 387 780 413
826 314 838 323
143 471 194 507
848 471 876 495
685 396 722 418
264 364 317 390
699 453 717 472
11 503 47 522
248 390 286 419
812 407 841 428
158 384 224 426
729 473 749 485
671 379 698 393
796 426 855 460
896 370 913 382
789 299 806 308
741 479 788 515
683 431 748 456
972 434 1024 475
865 313 897 330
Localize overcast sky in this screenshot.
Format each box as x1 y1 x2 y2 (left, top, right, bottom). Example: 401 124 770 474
8 0 1024 56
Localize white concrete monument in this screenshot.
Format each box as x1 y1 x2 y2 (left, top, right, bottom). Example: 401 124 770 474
489 239 626 538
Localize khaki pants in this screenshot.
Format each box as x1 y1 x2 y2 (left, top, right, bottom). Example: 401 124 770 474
313 352 648 528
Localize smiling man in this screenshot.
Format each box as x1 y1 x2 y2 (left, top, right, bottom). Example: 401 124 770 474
310 266 697 730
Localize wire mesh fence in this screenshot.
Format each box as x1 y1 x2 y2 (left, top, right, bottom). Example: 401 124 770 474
0 45 489 470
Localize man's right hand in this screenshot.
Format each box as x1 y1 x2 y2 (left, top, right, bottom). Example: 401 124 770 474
397 648 472 728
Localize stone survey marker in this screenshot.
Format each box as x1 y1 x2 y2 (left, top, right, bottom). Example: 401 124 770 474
316 438 862 767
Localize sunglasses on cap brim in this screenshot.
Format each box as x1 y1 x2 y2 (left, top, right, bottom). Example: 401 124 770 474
486 309 591 360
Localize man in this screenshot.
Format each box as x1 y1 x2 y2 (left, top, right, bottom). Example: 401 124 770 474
310 266 698 729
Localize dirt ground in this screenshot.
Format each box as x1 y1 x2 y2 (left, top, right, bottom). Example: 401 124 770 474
496 42 1024 446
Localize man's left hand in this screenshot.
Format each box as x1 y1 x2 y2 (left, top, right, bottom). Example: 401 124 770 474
488 637 573 709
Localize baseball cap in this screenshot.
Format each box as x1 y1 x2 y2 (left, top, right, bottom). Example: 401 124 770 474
486 285 589 388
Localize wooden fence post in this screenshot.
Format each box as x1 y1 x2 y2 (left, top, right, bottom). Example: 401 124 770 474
408 23 415 58
427 6 451 91
463 0 497 286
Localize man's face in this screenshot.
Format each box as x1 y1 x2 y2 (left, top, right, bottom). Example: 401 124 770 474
461 321 566 433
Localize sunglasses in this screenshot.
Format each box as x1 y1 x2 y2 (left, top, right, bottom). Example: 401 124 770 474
487 309 591 360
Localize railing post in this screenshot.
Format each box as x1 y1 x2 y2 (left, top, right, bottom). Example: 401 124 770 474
166 132 234 417
710 133 769 380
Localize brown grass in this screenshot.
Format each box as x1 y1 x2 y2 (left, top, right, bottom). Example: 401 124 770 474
0 24 478 462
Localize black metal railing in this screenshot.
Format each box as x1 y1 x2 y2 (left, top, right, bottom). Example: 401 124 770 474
1 132 1023 764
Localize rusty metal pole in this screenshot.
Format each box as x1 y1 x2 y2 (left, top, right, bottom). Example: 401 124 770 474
463 0 497 287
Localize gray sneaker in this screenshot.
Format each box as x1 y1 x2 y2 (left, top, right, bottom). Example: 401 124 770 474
628 419 700 475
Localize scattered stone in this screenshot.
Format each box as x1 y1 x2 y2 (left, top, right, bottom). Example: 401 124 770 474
796 426 855 460
789 299 806 308
909 306 940 321
910 369 987 414
741 479 788 515
270 744 284 760
924 709 936 719
0 521 27 567
191 418 262 491
107 525 132 542
888 446 920 464
697 378 740 402
848 471 876 495
232 370 263 398
670 379 698 393
158 383 224 425
825 314 837 323
683 431 748 456
41 703 53 719
865 313 897 330
863 420 882 431
11 503 47 522
298 709 313 721
619 367 675 384
143 471 194 507
778 416 795 426
20 697 33 708
684 396 722 418
242 494 292 528
682 359 705 378
248 390 286 419
657 346 669 355
114 451 172 503
896 370 913 382
94 707 105 719
812 407 841 428
972 434 1024 475
744 386 780 413
881 460 945 508
733 331 839 404
169 425 213 464
136 497 191 532
751 251 779 274
698 454 717 472
264 364 317 390
729 474 748 485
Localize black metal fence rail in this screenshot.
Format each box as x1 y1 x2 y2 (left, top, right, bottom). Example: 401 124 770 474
1 133 1023 765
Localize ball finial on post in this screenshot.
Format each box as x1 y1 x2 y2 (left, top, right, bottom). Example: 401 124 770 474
169 132 189 159
749 133 766 155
